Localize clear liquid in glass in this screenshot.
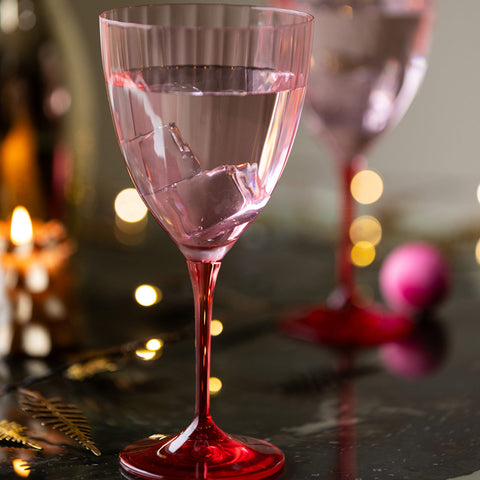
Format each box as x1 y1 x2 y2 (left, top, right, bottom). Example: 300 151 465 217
305 7 429 158
108 65 304 260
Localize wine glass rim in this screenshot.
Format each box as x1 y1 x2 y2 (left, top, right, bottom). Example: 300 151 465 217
305 0 434 8
99 3 314 30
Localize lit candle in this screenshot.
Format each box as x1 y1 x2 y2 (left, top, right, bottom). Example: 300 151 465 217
0 206 76 357
10 206 34 257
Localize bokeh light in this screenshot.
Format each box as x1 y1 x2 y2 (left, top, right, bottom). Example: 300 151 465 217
48 87 71 117
19 3 36 31
209 377 223 394
349 215 382 246
24 264 49 293
146 338 164 351
351 241 376 267
43 296 66 320
114 188 148 223
1 0 19 34
22 324 51 357
211 319 223 336
135 349 156 361
135 285 163 307
12 459 30 478
475 239 480 264
16 292 32 324
339 5 353 17
351 170 383 205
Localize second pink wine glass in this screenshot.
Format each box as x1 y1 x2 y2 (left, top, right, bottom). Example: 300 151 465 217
281 0 435 347
100 4 312 479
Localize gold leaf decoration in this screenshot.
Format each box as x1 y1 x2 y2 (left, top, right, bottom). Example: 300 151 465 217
0 419 42 450
19 389 101 456
65 357 119 381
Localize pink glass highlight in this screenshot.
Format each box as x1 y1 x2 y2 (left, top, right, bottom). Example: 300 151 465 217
279 0 435 348
99 4 312 479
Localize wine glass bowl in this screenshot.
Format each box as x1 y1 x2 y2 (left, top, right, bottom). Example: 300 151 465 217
280 0 435 347
303 0 433 160
100 4 312 479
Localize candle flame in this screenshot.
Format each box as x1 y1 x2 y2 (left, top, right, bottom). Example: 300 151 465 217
10 206 33 246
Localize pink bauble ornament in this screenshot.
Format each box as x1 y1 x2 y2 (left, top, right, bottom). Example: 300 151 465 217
379 243 450 314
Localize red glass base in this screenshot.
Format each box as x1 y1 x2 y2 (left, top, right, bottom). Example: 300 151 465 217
119 419 284 480
282 303 413 348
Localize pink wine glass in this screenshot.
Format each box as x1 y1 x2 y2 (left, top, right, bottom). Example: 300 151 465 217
99 4 312 479
281 0 435 347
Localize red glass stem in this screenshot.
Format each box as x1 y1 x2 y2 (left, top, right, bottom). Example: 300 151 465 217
187 260 222 424
335 157 364 303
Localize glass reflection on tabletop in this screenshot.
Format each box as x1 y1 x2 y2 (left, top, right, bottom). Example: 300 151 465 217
379 314 448 380
281 315 449 479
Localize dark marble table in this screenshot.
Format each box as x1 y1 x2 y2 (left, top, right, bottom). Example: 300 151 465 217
0 229 478 479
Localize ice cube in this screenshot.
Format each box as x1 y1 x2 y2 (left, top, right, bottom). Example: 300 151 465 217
161 163 266 237
232 163 266 207
124 122 201 194
167 123 201 180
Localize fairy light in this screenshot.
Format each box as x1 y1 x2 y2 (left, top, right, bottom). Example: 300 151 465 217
135 338 164 360
146 338 164 351
114 188 148 223
349 215 382 246
135 285 163 307
135 349 156 361
351 241 376 267
12 459 30 478
211 319 223 336
351 170 383 205
209 377 223 394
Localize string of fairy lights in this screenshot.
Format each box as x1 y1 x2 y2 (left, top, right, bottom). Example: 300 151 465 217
349 169 384 267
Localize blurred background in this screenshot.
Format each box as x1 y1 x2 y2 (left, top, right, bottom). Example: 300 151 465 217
6 0 474 241
0 0 478 354
72 0 480 243
0 3 477 476
2 0 477 241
